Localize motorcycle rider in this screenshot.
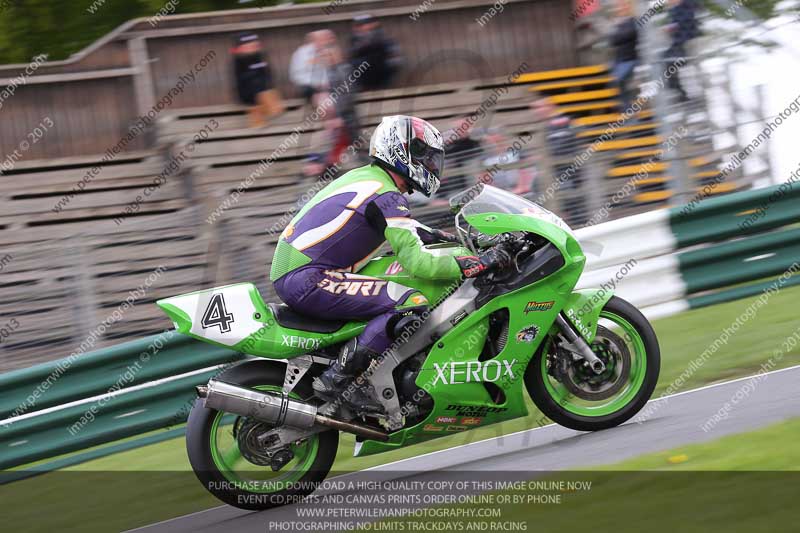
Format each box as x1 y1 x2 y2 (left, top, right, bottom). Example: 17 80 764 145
270 115 511 406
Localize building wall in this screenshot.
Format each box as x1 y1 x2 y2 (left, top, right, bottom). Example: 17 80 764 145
0 0 576 162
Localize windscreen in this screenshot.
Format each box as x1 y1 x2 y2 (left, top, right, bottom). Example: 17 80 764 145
450 184 542 217
450 184 575 247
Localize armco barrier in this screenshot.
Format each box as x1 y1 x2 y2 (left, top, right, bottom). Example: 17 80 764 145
0 329 241 419
679 227 800 294
0 370 226 469
0 331 245 470
1 182 799 473
671 180 800 247
577 181 800 318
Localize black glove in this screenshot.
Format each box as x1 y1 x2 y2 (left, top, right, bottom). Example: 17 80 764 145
456 245 513 278
418 227 461 245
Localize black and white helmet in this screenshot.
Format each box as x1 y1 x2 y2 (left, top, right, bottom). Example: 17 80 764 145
369 115 445 197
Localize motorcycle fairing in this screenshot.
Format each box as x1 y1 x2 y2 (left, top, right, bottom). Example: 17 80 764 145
157 283 364 357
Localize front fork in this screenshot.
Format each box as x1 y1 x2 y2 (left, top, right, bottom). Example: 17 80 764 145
554 313 606 374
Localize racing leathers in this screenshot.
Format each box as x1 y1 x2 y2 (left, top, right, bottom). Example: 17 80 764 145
271 163 463 358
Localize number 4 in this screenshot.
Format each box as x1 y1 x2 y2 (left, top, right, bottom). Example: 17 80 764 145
201 294 235 333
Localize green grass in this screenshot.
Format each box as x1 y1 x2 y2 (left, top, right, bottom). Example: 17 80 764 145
5 285 800 532
378 418 800 533
596 416 800 471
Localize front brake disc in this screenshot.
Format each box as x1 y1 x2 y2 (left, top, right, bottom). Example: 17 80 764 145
561 326 631 401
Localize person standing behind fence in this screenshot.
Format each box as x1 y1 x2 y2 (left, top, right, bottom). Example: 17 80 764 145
480 127 536 196
349 14 401 91
290 31 330 106
532 98 587 226
609 0 639 112
318 31 361 173
440 117 484 201
664 0 700 103
232 33 284 128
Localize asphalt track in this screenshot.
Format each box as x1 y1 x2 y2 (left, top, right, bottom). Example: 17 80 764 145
130 364 800 533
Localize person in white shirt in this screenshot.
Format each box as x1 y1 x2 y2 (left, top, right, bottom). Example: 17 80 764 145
289 31 331 105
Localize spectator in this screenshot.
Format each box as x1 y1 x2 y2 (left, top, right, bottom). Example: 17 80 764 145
609 0 639 112
440 117 484 199
665 0 700 103
290 31 330 106
231 33 284 128
533 98 577 157
532 98 587 226
573 0 606 65
480 128 536 195
304 31 361 178
349 14 401 91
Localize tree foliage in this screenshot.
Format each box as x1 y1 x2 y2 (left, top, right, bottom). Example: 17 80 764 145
702 0 791 20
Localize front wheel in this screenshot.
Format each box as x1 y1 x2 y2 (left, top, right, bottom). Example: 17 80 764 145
525 296 660 431
185 362 338 510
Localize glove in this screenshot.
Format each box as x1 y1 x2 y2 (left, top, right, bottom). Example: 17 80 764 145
418 227 460 245
456 246 513 278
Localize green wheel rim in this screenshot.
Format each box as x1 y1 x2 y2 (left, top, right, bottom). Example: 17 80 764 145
209 385 320 494
541 310 647 417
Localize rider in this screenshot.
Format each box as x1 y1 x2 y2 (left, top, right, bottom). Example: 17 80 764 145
270 115 510 404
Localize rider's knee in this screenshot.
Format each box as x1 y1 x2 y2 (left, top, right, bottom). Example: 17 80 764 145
387 306 427 341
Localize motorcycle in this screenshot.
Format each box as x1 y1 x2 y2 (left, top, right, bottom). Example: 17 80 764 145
157 184 660 510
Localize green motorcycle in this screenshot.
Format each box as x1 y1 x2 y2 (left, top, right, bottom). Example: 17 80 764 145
157 184 660 510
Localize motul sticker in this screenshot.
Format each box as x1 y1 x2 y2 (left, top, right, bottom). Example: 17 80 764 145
436 416 457 424
460 417 482 425
432 359 517 385
423 424 443 432
524 300 554 314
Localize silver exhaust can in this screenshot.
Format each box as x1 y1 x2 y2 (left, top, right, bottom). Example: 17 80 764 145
201 380 318 428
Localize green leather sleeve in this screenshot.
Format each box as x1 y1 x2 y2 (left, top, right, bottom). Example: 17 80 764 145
384 217 463 280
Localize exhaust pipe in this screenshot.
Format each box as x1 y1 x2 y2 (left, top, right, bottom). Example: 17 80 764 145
197 380 389 442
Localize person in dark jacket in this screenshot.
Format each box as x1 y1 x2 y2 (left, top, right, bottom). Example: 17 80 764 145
313 31 361 174
532 98 587 226
349 14 400 91
439 117 483 201
232 33 284 128
664 0 700 102
610 0 639 112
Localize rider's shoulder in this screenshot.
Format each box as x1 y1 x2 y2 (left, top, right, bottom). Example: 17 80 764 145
339 164 400 194
371 188 410 218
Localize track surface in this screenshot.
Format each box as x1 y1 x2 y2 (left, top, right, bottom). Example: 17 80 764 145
131 365 800 533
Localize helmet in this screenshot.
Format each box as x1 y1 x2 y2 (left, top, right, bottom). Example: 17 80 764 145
369 115 445 197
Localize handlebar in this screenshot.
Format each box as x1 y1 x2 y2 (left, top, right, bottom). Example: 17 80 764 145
484 233 545 277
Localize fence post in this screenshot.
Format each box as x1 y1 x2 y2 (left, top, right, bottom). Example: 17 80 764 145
755 83 773 186
71 235 99 349
533 123 558 214
128 37 157 123
637 0 692 206
584 149 610 222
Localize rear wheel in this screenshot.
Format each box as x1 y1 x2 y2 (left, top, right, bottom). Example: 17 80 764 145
185 363 338 510
525 296 660 431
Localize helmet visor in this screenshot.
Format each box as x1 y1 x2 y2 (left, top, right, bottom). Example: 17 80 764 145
409 137 444 180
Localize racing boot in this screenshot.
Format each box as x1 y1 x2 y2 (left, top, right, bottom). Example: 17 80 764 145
313 339 383 412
